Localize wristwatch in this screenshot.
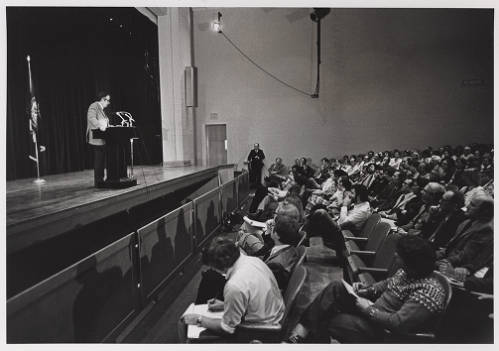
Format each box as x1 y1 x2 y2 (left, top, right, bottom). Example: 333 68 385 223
366 306 377 319
196 315 203 326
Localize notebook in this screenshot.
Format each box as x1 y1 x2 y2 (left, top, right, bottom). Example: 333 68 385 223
182 303 224 339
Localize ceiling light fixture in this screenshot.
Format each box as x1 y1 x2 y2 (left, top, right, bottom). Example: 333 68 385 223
211 12 223 33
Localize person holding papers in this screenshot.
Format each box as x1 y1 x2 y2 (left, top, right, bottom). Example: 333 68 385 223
285 236 447 343
179 237 285 342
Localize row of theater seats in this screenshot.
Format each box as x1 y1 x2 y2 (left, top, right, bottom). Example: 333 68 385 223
341 213 451 342
322 212 491 343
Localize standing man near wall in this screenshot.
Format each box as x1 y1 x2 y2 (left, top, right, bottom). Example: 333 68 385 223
247 143 265 188
86 91 110 188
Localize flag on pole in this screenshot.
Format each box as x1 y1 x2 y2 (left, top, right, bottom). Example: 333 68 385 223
26 55 46 183
27 55 41 142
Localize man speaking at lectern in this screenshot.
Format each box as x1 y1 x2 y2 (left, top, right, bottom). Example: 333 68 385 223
86 91 110 188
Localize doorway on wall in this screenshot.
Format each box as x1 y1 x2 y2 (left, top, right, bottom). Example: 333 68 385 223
206 124 227 166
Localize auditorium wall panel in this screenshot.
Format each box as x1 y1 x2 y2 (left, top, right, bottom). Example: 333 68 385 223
193 8 493 168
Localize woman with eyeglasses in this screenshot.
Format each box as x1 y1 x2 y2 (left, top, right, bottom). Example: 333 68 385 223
86 91 110 188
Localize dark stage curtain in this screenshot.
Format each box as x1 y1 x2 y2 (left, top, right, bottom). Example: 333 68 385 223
7 7 162 180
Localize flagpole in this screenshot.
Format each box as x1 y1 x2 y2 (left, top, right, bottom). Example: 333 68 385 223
27 54 45 184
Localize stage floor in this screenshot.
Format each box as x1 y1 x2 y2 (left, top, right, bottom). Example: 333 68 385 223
7 165 220 253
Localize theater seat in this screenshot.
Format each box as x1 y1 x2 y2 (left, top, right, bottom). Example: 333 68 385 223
345 231 401 283
345 221 390 256
342 213 381 241
357 258 402 286
296 230 307 247
295 245 307 267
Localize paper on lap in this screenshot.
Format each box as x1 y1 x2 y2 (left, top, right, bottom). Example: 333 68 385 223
268 187 288 198
380 218 397 229
341 279 360 299
243 216 267 228
182 303 223 339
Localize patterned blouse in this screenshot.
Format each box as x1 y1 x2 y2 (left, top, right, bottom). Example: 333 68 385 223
364 269 447 333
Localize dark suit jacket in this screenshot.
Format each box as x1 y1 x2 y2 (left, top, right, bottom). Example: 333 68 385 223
264 245 299 290
377 182 401 210
444 219 493 273
464 260 493 294
421 209 467 248
395 196 424 226
248 149 265 168
369 175 389 197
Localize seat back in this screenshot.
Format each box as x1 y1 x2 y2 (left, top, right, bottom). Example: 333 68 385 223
371 231 401 269
364 221 391 251
359 213 381 238
295 246 307 267
431 271 453 310
296 230 307 247
282 265 307 323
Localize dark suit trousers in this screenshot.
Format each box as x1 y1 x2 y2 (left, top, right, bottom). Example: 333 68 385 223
300 281 381 343
93 145 106 185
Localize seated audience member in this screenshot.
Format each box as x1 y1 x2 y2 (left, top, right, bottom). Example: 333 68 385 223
461 171 488 206
263 215 302 289
327 175 352 215
461 145 474 161
315 157 331 184
368 165 389 199
420 189 466 248
340 155 352 174
285 236 446 343
436 195 493 282
480 153 493 178
312 167 336 196
181 237 285 342
448 158 467 188
392 177 428 226
281 185 304 222
290 164 308 187
265 157 289 187
358 163 376 190
248 183 271 214
305 168 336 214
347 155 361 178
338 184 371 232
250 181 301 221
389 150 403 170
399 182 445 232
238 202 301 255
375 169 402 210
303 207 346 261
439 157 455 183
300 157 316 178
378 177 419 222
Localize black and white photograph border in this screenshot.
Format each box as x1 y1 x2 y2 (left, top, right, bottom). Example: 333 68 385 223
0 0 497 349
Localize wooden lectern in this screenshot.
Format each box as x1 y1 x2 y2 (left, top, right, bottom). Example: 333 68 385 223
93 126 137 188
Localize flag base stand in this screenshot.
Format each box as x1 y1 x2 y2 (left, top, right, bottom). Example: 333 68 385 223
33 178 46 184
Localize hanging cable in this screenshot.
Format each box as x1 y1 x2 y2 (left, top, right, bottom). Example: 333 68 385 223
219 31 314 97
